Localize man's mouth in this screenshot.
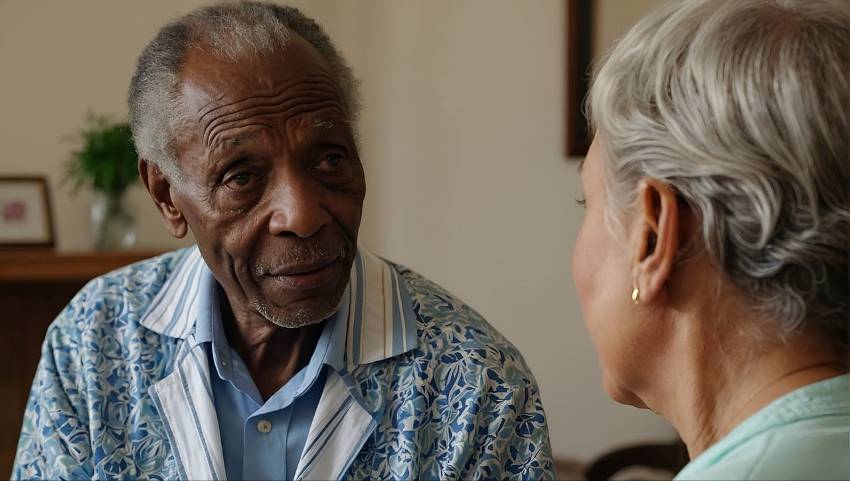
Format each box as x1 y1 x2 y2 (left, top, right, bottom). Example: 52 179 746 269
274 256 338 276
260 254 344 291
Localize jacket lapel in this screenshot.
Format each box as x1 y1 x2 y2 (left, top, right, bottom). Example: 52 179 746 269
140 247 226 479
293 371 377 480
140 246 418 481
149 341 226 481
295 249 418 480
345 250 418 369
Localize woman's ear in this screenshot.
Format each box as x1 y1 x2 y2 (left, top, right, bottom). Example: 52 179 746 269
138 159 188 239
632 178 680 304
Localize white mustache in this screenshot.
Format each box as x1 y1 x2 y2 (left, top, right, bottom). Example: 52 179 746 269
252 244 348 278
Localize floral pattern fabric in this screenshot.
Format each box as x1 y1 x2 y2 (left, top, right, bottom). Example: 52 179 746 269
13 248 554 480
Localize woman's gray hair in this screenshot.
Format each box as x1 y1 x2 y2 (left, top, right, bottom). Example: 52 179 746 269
128 1 360 181
587 0 849 349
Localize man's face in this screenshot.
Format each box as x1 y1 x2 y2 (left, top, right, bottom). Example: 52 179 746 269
169 35 365 328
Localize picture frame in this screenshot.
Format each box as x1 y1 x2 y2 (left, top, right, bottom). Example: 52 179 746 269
566 0 674 158
0 176 55 248
566 0 594 158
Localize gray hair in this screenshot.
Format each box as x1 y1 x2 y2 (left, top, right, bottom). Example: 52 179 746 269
128 1 361 181
587 0 849 349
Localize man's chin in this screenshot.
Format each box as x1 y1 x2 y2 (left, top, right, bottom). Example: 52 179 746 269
250 291 346 329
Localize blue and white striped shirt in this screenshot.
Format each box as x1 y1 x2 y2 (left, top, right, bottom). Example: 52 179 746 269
13 246 555 480
193 267 349 480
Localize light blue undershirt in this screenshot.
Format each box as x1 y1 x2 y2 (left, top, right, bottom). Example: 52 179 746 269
675 374 850 480
194 278 348 481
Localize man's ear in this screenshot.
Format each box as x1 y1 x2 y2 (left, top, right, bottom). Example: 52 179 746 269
632 178 680 304
138 159 188 239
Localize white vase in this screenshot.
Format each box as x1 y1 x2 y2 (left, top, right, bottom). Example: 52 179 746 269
91 191 136 250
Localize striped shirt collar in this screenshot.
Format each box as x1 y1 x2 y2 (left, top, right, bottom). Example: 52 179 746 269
192 269 349 376
139 246 418 367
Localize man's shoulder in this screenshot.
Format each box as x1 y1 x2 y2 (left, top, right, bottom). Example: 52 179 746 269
393 263 508 344
88 246 188 293
352 262 552 481
49 247 192 340
390 262 537 388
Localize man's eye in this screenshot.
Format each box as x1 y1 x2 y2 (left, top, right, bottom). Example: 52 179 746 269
315 153 346 173
575 197 587 208
225 171 255 188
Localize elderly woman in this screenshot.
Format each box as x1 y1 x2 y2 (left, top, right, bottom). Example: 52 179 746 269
572 0 849 479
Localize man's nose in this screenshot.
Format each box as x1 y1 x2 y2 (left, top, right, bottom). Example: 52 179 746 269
267 174 330 238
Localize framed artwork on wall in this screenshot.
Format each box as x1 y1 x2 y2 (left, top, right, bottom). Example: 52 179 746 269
566 0 594 158
0 176 55 248
566 0 675 158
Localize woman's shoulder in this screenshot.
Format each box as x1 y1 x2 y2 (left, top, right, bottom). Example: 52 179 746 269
676 375 850 480
678 416 849 480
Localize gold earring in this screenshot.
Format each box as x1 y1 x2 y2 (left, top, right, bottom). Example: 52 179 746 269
631 287 640 304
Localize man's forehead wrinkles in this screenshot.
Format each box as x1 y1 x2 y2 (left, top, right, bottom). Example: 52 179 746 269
201 85 340 128
195 72 342 125
202 97 344 148
207 122 273 155
195 92 228 119
205 110 348 159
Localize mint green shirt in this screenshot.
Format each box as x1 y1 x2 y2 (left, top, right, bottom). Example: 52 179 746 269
675 374 850 480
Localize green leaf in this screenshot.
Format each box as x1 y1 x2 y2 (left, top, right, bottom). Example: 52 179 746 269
64 113 139 196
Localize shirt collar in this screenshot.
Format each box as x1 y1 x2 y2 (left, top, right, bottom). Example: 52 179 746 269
194 280 349 377
189 266 219 346
139 246 417 367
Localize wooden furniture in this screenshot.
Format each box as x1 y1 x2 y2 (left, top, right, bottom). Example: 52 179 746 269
584 438 688 481
0 250 159 476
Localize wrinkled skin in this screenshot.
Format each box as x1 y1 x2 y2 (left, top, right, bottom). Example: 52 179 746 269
140 34 365 396
571 137 655 408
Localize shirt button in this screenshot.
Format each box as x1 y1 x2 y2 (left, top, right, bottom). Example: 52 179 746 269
257 419 272 433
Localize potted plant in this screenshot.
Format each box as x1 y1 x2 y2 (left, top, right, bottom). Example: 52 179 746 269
65 113 139 250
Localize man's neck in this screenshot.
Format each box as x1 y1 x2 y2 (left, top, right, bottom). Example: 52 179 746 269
220 295 325 401
650 318 847 459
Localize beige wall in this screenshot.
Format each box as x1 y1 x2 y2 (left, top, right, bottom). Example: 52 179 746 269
0 0 673 460
0 0 348 251
595 0 672 55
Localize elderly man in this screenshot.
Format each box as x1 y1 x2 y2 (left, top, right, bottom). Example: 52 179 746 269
12 2 553 480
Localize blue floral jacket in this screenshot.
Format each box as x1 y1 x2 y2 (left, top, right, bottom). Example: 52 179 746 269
13 247 554 480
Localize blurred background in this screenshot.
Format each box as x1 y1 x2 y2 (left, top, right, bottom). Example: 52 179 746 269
0 0 677 476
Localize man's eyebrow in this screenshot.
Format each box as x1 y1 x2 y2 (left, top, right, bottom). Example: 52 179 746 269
311 117 352 131
212 130 263 150
577 156 586 173
207 131 261 167
312 118 336 130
